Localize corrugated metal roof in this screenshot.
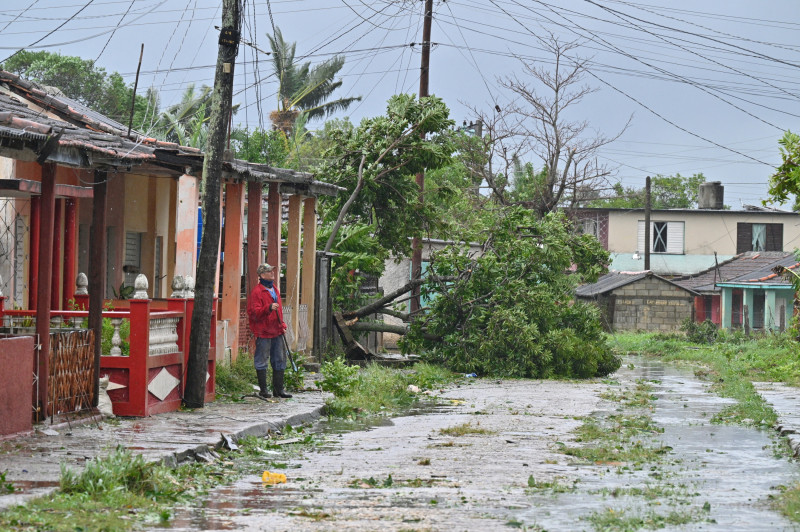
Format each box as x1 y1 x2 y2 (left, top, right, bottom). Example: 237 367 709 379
672 252 798 292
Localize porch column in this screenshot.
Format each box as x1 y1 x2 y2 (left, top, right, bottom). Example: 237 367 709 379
720 287 732 329
88 170 108 407
62 199 77 310
50 199 63 309
29 196 39 310
301 196 317 352
174 174 199 277
765 290 777 331
742 289 754 330
285 195 302 349
222 181 244 362
266 182 281 270
35 163 56 416
246 180 263 297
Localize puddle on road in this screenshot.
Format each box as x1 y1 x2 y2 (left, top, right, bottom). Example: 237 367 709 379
524 357 800 531
154 360 800 531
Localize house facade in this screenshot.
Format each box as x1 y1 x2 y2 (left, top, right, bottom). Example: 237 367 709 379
0 70 338 426
573 183 800 277
673 251 798 332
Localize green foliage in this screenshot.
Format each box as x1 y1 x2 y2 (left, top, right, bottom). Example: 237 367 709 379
681 318 720 344
101 317 130 356
767 131 800 206
60 446 182 500
215 350 260 399
111 282 135 300
284 350 306 391
267 27 361 124
0 471 14 494
318 93 455 257
315 356 360 398
231 126 290 166
317 222 388 311
405 208 619 379
587 173 708 209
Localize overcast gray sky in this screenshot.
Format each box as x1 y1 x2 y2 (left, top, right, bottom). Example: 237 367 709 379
2 0 799 207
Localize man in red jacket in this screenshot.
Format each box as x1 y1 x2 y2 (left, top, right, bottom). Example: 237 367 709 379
247 263 292 399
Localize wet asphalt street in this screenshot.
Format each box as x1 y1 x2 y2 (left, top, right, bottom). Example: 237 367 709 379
158 359 800 531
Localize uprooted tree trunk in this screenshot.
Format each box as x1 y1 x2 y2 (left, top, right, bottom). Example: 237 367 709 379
333 276 454 359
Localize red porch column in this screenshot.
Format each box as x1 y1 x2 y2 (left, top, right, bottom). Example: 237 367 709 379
50 199 63 310
246 180 263 298
128 298 151 417
266 182 281 270
222 181 244 362
29 196 39 311
35 163 56 417
63 199 77 310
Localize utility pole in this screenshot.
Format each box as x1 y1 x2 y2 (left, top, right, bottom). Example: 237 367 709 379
410 0 433 314
184 0 241 408
644 175 651 271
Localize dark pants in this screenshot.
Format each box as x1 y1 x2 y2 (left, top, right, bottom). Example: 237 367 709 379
254 336 286 371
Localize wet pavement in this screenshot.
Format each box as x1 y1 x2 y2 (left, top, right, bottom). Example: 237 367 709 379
2 359 800 530
0 390 329 510
159 360 800 531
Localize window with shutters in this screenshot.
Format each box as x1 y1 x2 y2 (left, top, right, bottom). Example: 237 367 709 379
637 220 684 254
123 231 142 287
653 222 668 253
736 223 782 253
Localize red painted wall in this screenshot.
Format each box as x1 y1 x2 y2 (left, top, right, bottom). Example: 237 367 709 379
0 336 34 436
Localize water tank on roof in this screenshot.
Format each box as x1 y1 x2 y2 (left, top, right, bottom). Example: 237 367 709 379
698 181 724 209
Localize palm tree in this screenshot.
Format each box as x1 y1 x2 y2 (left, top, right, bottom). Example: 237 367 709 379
155 84 213 146
267 27 361 134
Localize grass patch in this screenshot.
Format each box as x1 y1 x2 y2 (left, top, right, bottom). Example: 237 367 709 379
320 360 457 419
585 507 701 530
562 379 670 468
526 474 578 493
773 483 800 522
0 446 237 531
610 331 789 427
439 421 494 436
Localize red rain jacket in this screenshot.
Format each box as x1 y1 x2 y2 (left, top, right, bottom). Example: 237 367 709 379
247 283 287 339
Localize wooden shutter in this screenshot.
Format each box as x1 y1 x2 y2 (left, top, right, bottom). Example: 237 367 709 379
736 223 752 254
766 223 783 251
666 221 684 254
637 220 645 252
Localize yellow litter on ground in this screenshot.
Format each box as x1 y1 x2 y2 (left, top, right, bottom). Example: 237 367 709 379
262 471 287 484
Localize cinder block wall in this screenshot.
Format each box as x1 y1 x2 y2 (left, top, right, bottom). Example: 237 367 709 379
611 277 693 331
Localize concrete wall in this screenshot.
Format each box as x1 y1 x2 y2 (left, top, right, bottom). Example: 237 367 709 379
606 210 800 255
610 276 694 331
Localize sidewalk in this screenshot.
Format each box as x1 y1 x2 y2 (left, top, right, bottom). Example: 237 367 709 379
0 390 329 510
754 381 800 456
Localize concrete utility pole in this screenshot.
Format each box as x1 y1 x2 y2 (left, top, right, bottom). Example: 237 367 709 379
644 175 651 271
184 0 241 408
410 0 433 314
